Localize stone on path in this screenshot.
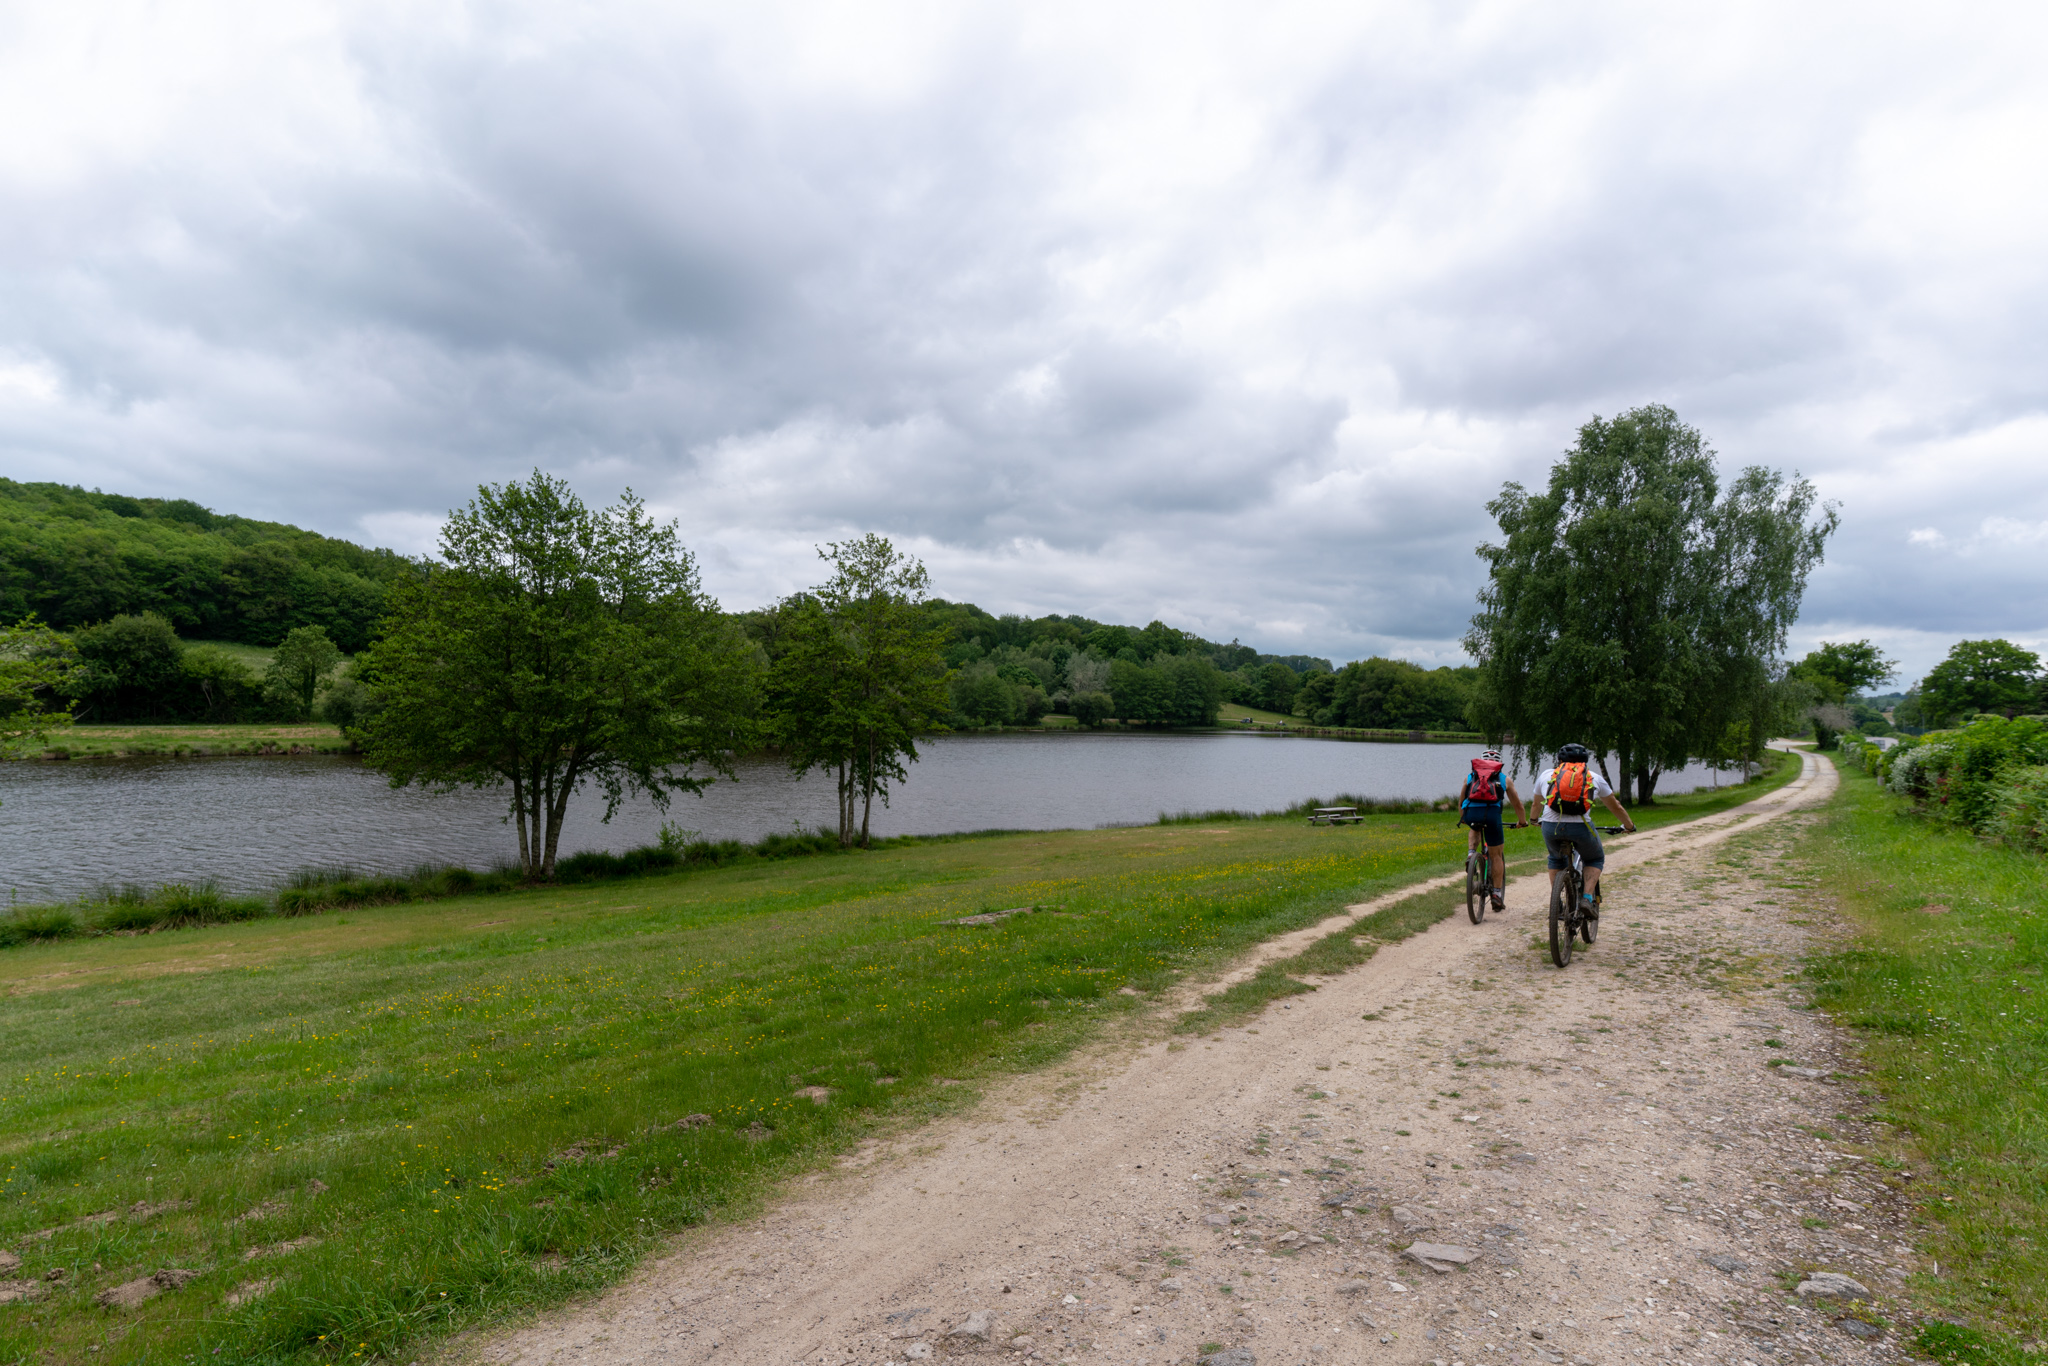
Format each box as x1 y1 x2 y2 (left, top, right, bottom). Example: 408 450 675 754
1204 1213 1231 1226
1402 1242 1478 1272
1390 1205 1431 1231
1840 1320 1881 1339
1702 1253 1749 1273
902 1343 932 1361
1795 1272 1869 1299
947 1310 992 1342
1777 1066 1828 1080
1199 1350 1255 1366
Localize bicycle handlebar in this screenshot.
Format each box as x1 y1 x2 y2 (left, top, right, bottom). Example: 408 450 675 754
1597 825 1630 834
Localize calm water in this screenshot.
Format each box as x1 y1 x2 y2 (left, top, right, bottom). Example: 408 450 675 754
0 733 1738 903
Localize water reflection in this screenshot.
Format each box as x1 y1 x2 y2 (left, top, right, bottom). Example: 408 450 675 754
0 732 1738 903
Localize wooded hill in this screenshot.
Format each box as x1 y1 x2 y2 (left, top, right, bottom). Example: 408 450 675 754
0 479 409 651
2 481 1478 731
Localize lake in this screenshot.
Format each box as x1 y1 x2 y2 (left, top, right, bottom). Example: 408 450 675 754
0 732 1740 903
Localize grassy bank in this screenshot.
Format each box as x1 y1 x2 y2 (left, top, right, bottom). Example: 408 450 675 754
1797 760 2048 1353
0 754 1792 1364
18 723 352 759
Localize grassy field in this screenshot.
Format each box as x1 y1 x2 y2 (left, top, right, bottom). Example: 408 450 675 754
1796 759 2048 1356
0 754 1792 1365
1215 700 1297 726
25 723 352 759
181 640 279 671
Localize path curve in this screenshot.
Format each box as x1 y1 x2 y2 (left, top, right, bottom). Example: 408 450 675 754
474 750 1921 1366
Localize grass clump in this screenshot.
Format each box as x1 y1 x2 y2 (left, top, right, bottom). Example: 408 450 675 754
0 905 83 946
1799 758 2048 1340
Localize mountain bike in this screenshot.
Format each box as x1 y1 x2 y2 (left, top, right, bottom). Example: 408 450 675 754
1459 817 1524 923
1548 826 1626 967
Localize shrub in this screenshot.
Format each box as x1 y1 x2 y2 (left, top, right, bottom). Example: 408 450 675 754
1988 766 2048 855
1891 717 2048 831
0 906 82 946
83 881 266 931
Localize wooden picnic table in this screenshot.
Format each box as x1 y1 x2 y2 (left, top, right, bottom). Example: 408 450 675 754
1308 806 1363 825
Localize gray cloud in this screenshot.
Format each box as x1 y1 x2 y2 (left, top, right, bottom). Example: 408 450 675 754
2 1 2044 685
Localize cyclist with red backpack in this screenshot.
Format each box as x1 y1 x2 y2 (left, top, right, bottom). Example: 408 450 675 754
1459 749 1528 913
1537 743 1637 907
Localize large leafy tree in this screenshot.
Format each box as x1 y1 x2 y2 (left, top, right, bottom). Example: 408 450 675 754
1919 639 2041 725
1789 639 1898 703
1466 405 1836 802
355 473 758 879
767 534 952 847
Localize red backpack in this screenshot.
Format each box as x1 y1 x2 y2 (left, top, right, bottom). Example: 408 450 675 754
1467 756 1504 803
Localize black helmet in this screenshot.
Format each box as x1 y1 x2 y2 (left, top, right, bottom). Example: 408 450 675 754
1557 743 1591 763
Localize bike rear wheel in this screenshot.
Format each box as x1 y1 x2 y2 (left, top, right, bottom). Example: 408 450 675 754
1548 874 1576 967
1466 857 1484 923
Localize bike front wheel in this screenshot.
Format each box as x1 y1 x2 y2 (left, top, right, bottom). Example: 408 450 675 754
1466 858 1484 923
1548 875 1576 967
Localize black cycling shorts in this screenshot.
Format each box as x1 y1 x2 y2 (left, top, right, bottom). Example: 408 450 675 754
1542 821 1604 870
1461 806 1506 848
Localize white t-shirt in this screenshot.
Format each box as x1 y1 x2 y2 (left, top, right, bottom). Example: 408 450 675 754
1536 765 1614 824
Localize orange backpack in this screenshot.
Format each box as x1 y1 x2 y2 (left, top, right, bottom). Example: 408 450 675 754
1548 762 1592 816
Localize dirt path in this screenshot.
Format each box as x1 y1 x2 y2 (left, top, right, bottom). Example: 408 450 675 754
472 751 1925 1366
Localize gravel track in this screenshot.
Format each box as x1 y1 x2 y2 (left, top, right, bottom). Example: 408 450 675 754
473 749 1924 1366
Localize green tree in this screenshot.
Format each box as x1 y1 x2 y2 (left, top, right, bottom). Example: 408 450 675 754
768 535 953 847
1466 405 1836 802
181 645 260 722
1255 661 1301 714
1069 691 1112 727
263 625 344 720
1 616 76 773
355 473 758 879
950 663 1017 727
1919 639 2042 725
1789 639 1897 703
67 611 185 721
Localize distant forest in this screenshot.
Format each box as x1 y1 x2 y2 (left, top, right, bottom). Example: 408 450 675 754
0 479 408 651
2 480 1478 731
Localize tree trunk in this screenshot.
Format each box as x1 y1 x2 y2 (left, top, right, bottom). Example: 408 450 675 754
1636 764 1661 805
512 773 532 878
859 733 875 848
835 759 856 847
1609 745 1632 806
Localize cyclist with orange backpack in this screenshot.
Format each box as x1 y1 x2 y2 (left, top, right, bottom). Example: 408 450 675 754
1459 749 1529 913
1536 743 1636 906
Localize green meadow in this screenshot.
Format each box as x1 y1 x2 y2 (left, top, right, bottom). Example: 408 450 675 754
0 755 1790 1365
1799 759 2048 1354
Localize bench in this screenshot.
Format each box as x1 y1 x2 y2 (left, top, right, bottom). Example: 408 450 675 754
1308 806 1363 826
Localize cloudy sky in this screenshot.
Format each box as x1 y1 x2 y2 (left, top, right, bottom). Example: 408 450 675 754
1 1 2041 683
